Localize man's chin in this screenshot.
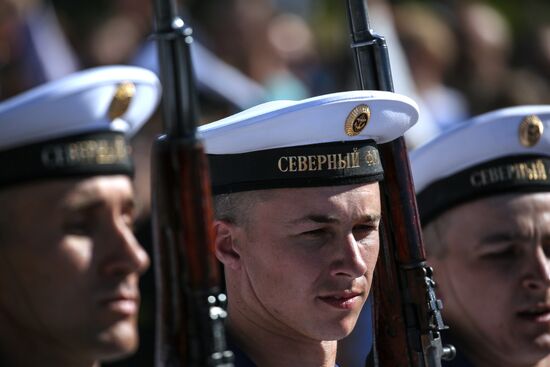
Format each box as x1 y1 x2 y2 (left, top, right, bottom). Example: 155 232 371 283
95 322 139 361
533 332 550 352
505 333 550 366
319 315 362 341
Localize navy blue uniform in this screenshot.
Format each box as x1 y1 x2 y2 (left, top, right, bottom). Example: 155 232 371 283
443 352 473 367
230 342 256 367
442 334 473 367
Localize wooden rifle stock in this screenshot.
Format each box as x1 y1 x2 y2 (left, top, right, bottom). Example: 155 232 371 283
151 0 234 366
345 1 455 366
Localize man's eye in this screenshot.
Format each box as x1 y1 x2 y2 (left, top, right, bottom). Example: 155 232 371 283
121 213 136 231
482 247 518 260
354 223 378 232
352 223 379 245
353 224 378 238
121 202 136 231
302 228 327 237
297 227 335 243
63 221 91 236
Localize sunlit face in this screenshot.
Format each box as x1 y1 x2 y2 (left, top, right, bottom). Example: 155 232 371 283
223 183 381 342
428 192 550 366
0 175 150 361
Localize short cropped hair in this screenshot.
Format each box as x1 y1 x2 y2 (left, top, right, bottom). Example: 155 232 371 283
213 190 269 227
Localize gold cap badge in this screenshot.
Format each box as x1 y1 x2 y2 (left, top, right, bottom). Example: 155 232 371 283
345 105 371 136
108 81 136 120
519 115 544 148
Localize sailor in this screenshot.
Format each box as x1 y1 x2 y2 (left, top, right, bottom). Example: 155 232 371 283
0 65 160 367
411 106 550 367
198 90 419 366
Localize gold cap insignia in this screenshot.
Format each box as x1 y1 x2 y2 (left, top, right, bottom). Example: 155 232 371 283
345 104 371 136
519 115 544 148
108 82 136 120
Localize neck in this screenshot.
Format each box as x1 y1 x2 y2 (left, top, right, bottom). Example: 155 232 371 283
227 304 337 367
0 311 98 367
449 334 550 367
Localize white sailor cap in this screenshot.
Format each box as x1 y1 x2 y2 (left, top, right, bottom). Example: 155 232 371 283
198 90 419 194
0 65 161 188
411 105 550 225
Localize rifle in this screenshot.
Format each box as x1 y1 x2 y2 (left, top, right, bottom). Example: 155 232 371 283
151 0 234 366
344 1 455 366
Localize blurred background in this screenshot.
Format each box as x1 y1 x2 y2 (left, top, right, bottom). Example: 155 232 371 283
2 0 550 139
1 0 549 366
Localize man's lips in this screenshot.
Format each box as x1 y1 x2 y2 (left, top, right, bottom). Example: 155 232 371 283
517 303 550 322
318 291 363 310
98 292 140 316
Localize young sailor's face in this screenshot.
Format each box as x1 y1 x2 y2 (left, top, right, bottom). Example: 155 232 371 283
428 192 550 365
0 176 150 361
231 183 380 341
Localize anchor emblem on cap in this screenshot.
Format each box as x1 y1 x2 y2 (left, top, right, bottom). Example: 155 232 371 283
109 81 136 120
519 114 544 148
345 104 371 136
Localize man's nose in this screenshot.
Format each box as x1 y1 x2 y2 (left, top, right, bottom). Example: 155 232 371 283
100 217 150 277
330 233 370 278
521 246 550 291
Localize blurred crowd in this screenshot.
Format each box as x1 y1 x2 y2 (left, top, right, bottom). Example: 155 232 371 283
0 0 549 366
1 0 550 144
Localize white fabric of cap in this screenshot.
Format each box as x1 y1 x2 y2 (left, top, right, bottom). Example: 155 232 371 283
198 90 419 154
0 65 161 151
411 105 550 193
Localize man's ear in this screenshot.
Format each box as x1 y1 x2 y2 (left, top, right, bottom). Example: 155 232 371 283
213 220 242 270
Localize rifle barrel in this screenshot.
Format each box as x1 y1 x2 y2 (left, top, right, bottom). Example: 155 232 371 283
154 0 197 138
151 0 234 365
344 0 451 366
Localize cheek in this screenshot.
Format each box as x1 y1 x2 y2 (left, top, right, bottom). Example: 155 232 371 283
245 243 318 296
361 239 380 275
368 240 380 263
455 259 516 297
17 236 93 300
58 236 95 271
0 239 92 327
441 259 516 324
39 236 94 279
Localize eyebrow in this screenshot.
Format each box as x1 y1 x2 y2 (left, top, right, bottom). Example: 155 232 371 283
478 232 529 246
363 213 381 223
287 213 381 226
61 198 104 215
62 193 135 213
